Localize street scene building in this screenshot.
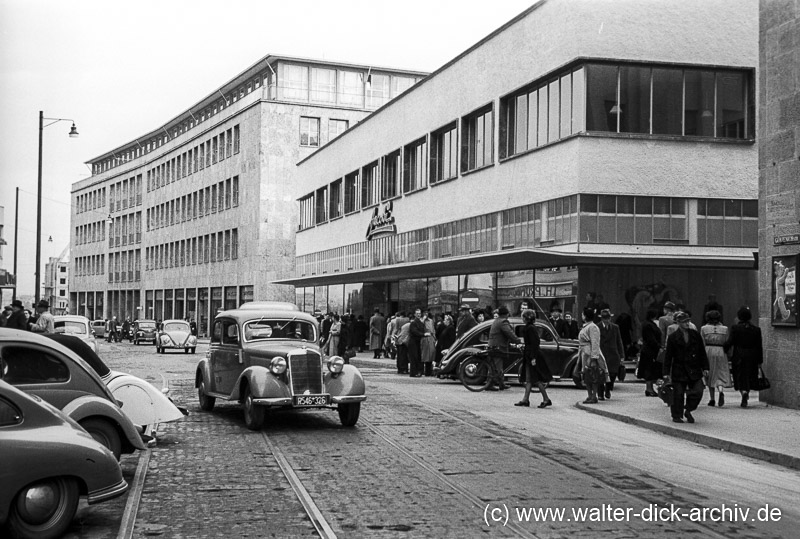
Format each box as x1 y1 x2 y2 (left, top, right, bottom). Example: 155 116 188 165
287 0 759 342
69 56 426 334
43 246 69 315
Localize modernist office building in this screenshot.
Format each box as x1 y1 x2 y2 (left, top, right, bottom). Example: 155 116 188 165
70 56 426 334
286 0 759 340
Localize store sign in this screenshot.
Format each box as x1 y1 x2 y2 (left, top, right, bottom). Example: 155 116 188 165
366 202 397 240
774 234 800 246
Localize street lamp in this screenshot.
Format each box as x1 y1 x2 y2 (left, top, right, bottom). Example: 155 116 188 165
36 110 78 304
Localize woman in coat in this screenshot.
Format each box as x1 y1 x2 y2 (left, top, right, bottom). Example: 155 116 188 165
421 312 437 376
637 308 663 397
324 314 341 356
515 309 552 408
578 307 604 404
700 310 731 406
435 314 456 366
723 306 763 407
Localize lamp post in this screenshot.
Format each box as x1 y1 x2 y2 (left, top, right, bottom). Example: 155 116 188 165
36 110 78 304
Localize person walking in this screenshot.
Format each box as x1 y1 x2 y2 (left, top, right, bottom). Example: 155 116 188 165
578 307 603 404
598 309 624 400
723 306 763 408
369 308 385 359
637 308 663 396
515 309 552 408
107 316 120 342
701 310 731 406
5 300 28 330
663 311 709 423
395 317 411 375
29 300 55 334
421 311 437 376
456 304 477 339
122 318 131 342
408 308 425 377
487 306 520 391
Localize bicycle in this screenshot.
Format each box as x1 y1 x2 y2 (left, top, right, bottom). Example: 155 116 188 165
459 344 524 392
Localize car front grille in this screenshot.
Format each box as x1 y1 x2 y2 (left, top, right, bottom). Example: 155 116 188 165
288 350 323 395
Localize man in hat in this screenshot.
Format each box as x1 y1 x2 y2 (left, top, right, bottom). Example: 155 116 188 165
598 308 625 399
549 306 568 339
486 306 520 390
0 305 11 327
29 299 55 334
663 311 709 423
456 303 478 339
657 301 677 363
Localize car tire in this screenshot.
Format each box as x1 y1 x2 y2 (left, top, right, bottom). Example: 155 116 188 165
198 379 215 411
7 477 80 539
459 356 492 392
242 385 265 430
79 418 122 461
338 402 361 427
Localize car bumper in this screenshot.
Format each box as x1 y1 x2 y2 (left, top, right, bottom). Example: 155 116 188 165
252 395 367 407
87 478 129 504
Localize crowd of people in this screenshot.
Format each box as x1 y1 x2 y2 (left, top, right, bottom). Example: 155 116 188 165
0 299 55 333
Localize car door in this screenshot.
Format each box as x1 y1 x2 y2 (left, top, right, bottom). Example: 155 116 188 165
0 343 87 410
209 318 242 395
537 323 572 376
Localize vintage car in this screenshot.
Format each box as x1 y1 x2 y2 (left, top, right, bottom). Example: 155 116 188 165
0 380 127 539
156 319 197 354
132 319 158 345
0 328 147 459
54 315 98 353
435 318 582 387
91 319 106 339
196 302 366 430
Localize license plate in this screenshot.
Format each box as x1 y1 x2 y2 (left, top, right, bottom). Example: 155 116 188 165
293 395 330 406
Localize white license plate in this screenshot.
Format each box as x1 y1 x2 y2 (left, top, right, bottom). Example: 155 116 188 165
293 395 330 406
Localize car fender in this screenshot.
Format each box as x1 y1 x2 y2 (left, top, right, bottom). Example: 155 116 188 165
324 365 366 396
195 358 211 388
232 366 289 401
440 347 484 376
106 372 186 425
61 395 147 450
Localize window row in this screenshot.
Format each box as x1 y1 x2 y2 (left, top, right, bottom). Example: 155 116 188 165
76 187 106 214
146 176 239 231
300 117 349 147
146 125 240 192
109 175 142 213
108 249 141 284
75 220 107 246
108 212 142 248
145 229 239 271
73 254 105 277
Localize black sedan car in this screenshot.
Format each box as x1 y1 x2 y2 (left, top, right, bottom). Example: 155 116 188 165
434 318 582 386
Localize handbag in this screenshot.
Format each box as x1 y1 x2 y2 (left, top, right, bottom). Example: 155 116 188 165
656 378 674 406
757 367 770 391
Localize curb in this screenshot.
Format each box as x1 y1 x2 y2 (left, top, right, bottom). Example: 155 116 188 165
575 401 800 472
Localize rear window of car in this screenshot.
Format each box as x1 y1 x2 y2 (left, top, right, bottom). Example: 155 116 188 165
0 397 22 426
243 320 316 342
0 345 70 384
55 321 88 335
163 322 188 332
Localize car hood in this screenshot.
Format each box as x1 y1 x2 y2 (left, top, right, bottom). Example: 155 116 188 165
244 340 320 357
104 370 187 425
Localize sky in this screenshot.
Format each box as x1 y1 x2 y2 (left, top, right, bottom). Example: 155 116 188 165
0 0 537 297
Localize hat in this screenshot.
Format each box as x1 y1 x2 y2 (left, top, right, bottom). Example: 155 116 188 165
705 310 721 322
497 306 510 316
3 305 11 311
664 301 676 310
600 308 612 318
674 311 691 323
36 299 49 309
11 299 23 309
459 303 471 310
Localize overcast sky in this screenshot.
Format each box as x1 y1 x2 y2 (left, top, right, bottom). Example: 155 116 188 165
0 0 536 297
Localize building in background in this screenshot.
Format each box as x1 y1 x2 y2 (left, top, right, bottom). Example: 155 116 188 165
70 55 426 335
285 0 759 340
759 0 799 409
44 245 70 315
0 205 13 305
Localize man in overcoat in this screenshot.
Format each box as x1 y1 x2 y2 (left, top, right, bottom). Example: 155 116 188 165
5 300 28 330
487 306 520 390
369 308 385 358
598 309 625 399
456 304 477 339
663 311 709 423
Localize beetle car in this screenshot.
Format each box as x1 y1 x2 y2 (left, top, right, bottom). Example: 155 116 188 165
195 302 366 430
0 328 147 460
132 319 158 345
91 319 106 339
54 315 98 353
156 319 197 354
434 318 582 386
0 379 128 539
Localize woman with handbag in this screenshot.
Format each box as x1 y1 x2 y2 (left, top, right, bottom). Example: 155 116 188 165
701 310 731 406
723 306 764 407
515 309 552 408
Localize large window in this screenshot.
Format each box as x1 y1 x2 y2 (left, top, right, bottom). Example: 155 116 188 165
403 137 427 193
329 179 342 220
311 67 336 103
300 117 320 147
338 70 363 106
697 199 758 246
392 76 416 97
461 105 493 173
430 122 458 184
361 161 380 208
315 186 328 224
329 119 349 141
381 150 400 201
344 170 359 214
580 194 687 244
281 64 308 101
366 74 391 109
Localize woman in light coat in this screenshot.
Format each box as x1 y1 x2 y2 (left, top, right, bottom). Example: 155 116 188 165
421 312 437 376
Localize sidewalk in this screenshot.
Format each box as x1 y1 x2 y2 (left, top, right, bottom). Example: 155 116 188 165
351 351 800 471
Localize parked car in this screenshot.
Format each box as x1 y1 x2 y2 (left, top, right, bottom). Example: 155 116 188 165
91 319 106 339
132 319 158 345
196 302 366 430
156 319 197 354
0 379 128 539
0 328 147 459
54 315 98 353
434 318 582 387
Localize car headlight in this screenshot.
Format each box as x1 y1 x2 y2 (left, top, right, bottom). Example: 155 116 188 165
270 356 287 375
160 334 171 344
327 356 345 374
187 336 197 345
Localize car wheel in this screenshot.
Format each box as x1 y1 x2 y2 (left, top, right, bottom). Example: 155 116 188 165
198 379 215 411
242 385 265 430
459 356 492 392
79 418 122 461
338 402 361 427
7 477 80 539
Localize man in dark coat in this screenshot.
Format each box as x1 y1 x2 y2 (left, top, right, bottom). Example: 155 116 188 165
392 311 410 374
354 315 369 352
563 312 579 339
407 308 425 377
663 311 709 423
598 309 625 399
5 299 28 330
456 304 478 339
487 306 520 390
321 313 333 346
723 306 763 407
549 307 568 339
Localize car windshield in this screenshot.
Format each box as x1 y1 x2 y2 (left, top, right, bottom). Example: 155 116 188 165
163 322 189 332
139 322 156 329
55 321 89 336
243 319 316 342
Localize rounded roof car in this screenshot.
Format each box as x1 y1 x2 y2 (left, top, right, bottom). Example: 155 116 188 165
156 319 197 354
0 328 147 459
0 379 128 539
54 315 97 353
132 319 158 345
196 305 366 430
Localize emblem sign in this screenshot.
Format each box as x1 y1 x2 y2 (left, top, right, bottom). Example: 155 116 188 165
366 201 397 240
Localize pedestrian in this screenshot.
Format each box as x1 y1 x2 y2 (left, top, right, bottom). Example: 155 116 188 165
456 303 477 339
324 314 341 356
435 314 456 366
190 319 198 336
369 308 385 358
0 305 11 327
597 309 624 400
663 311 709 423
475 310 486 323
615 311 634 358
549 307 568 339
701 310 731 407
421 311 436 376
354 314 368 352
5 301 27 330
723 306 763 408
657 301 677 363
122 318 131 342
703 294 724 324
637 308 662 397
408 308 425 377
107 316 120 342
395 317 411 374
29 299 55 334
487 305 519 391
321 312 333 346
563 312 579 339
515 309 552 408
384 314 398 359
337 314 353 361
578 307 603 404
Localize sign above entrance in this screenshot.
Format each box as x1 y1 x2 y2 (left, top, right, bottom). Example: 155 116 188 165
774 234 800 246
366 201 397 240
